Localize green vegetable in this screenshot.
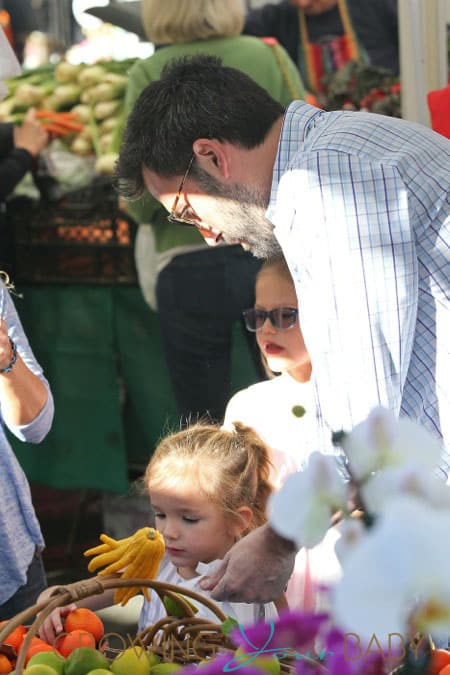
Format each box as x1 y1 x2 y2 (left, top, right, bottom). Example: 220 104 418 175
71 136 93 156
99 116 118 134
53 83 82 106
78 65 107 88
162 593 199 618
55 62 83 83
95 153 118 175
91 81 127 102
70 104 91 124
93 100 122 121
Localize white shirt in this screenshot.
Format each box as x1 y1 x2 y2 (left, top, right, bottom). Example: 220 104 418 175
268 101 450 478
138 557 278 633
223 374 341 612
224 373 319 488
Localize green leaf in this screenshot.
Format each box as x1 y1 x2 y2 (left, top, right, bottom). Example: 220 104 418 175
220 616 239 636
162 593 199 618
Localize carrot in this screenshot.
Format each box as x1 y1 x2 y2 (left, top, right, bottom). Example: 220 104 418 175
56 112 79 120
51 119 84 132
35 110 60 119
36 110 78 121
41 121 74 136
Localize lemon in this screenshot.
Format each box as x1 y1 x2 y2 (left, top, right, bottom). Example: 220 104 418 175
234 649 280 675
150 664 182 675
147 653 161 669
110 647 150 675
23 665 58 675
27 652 65 675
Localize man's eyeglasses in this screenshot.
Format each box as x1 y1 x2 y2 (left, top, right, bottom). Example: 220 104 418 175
242 307 298 332
167 154 197 227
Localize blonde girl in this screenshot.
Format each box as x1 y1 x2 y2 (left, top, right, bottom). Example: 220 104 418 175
139 421 278 629
39 422 278 643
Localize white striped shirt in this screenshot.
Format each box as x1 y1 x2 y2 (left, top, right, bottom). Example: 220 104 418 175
268 101 450 477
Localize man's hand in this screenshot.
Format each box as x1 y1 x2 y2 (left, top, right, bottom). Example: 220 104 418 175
200 523 297 603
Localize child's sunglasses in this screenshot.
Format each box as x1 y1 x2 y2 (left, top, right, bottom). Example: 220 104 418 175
242 307 298 332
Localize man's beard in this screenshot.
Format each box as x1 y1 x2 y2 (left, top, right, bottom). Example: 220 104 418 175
194 167 282 259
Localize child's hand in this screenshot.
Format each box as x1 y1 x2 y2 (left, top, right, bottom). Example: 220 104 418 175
38 603 77 645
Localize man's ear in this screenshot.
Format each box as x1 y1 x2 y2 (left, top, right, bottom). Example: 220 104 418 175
192 138 230 179
231 505 254 538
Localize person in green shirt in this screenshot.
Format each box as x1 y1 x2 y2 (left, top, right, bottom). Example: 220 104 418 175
124 0 305 424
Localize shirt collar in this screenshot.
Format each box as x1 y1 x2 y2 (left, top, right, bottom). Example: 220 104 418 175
266 100 325 225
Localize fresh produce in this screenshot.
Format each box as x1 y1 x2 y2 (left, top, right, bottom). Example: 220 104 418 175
64 609 104 643
84 527 165 606
24 638 55 664
35 110 84 137
0 653 13 674
23 665 58 675
55 630 96 658
429 648 450 675
0 58 136 174
110 647 150 675
0 622 26 652
26 652 65 675
64 647 109 675
162 594 199 618
234 648 280 675
149 664 182 675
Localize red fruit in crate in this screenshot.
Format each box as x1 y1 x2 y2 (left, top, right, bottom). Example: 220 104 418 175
56 629 96 658
64 608 104 643
24 637 55 664
0 653 13 674
429 648 450 675
0 622 27 652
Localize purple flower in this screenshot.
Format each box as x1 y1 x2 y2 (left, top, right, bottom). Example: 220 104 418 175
324 629 385 675
231 611 329 655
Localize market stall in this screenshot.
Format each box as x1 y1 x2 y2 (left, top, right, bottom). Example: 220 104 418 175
0 58 260 494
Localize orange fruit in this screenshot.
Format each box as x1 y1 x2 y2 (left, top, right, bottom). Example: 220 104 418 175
64 608 104 643
429 649 450 675
24 637 55 664
0 622 27 652
440 667 450 675
0 654 13 674
56 630 96 658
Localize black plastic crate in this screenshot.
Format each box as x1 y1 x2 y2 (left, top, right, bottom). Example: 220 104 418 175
11 178 138 285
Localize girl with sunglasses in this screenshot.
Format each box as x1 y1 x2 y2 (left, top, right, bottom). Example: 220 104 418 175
223 255 340 613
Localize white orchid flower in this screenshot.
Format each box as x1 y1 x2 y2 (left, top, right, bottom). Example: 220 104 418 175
334 517 366 566
333 495 450 645
362 466 450 514
269 451 347 548
340 407 442 481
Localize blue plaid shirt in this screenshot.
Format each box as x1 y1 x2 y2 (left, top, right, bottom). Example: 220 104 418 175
268 101 450 478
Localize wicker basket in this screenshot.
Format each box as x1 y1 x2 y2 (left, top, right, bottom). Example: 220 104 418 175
0 575 236 675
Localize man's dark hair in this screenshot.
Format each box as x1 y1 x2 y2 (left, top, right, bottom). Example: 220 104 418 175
116 54 284 199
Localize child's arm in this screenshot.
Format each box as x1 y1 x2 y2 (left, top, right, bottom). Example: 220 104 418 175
37 586 115 644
